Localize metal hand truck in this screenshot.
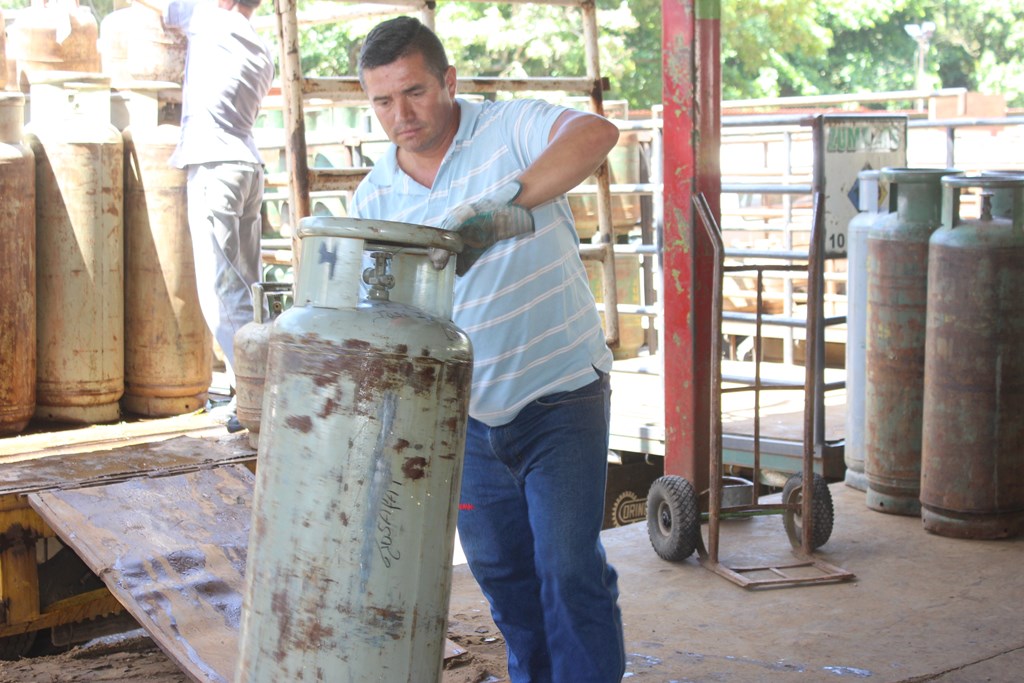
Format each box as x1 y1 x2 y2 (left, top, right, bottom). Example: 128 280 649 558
645 192 855 588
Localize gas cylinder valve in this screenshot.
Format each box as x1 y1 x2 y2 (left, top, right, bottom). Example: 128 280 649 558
363 251 396 300
979 191 993 221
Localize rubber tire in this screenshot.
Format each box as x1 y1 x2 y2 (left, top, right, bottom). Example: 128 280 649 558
646 475 701 562
0 630 37 661
782 472 834 550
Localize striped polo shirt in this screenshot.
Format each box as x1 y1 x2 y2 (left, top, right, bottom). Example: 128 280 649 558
351 97 613 426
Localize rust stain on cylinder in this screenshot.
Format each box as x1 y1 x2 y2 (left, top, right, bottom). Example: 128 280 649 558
303 620 336 649
402 456 427 480
270 589 292 664
317 397 338 419
412 364 438 393
276 333 471 419
285 415 313 433
366 605 405 639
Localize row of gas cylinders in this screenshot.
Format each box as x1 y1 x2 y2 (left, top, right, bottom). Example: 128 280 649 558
843 168 1024 540
1 0 185 93
0 83 210 435
0 63 473 675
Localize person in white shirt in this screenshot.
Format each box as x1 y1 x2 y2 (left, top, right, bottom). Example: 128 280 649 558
138 0 274 431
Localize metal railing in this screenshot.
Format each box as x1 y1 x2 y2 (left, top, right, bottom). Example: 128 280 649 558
254 95 1024 371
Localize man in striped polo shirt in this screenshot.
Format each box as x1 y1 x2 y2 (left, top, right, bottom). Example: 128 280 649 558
353 16 625 682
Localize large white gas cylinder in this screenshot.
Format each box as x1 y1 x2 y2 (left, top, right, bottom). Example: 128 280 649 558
237 217 470 683
844 169 885 491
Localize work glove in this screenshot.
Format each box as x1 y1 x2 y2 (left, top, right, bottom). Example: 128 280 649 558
429 181 535 276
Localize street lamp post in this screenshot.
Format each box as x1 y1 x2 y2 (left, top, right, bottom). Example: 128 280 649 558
905 21 937 112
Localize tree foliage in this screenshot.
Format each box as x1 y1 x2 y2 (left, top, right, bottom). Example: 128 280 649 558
294 1 643 109
721 0 828 99
787 0 1024 108
290 0 1024 111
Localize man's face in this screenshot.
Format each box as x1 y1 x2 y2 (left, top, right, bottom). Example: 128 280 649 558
362 51 457 157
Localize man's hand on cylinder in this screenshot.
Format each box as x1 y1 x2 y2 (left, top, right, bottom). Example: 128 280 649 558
429 181 535 275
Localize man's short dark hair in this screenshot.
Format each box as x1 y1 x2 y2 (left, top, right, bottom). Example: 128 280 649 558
358 16 450 86
237 0 261 8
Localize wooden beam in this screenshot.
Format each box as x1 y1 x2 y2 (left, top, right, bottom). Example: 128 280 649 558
301 76 607 100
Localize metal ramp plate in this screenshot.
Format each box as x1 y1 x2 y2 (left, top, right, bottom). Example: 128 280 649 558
29 465 255 682
0 431 254 496
28 464 465 682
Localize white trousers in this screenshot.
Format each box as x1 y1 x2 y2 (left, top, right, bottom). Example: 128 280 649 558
186 161 264 385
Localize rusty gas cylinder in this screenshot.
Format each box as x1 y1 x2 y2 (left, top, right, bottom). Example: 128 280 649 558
920 174 1024 539
0 9 8 91
6 0 101 91
981 170 1023 219
233 281 292 449
0 93 36 435
237 217 470 683
863 167 954 516
27 77 123 424
99 4 186 85
122 123 211 417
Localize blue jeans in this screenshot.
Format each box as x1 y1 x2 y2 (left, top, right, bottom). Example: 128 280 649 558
457 371 626 683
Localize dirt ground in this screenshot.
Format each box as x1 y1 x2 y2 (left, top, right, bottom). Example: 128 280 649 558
0 566 510 683
0 624 509 683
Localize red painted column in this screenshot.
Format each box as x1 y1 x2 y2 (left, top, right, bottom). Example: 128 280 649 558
661 0 719 491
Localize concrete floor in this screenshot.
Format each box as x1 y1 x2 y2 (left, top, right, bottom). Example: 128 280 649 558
448 482 1024 682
